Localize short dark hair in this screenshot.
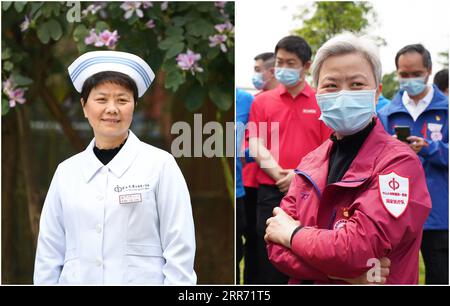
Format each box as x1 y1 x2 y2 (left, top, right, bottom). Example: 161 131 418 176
254 52 275 62
434 69 449 92
80 71 138 105
254 52 275 69
395 44 432 70
274 35 312 65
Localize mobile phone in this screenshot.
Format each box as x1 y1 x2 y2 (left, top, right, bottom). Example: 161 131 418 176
394 126 411 143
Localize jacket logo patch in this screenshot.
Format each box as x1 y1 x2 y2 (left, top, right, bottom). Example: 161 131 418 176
428 123 443 141
378 172 410 218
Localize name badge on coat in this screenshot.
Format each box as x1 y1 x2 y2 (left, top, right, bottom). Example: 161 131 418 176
119 193 142 204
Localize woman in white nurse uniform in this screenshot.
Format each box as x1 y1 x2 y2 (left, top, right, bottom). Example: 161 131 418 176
34 51 197 285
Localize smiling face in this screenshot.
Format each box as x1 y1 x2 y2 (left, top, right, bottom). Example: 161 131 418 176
81 82 135 147
317 52 381 96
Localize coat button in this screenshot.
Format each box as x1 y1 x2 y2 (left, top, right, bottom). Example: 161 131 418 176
95 258 102 267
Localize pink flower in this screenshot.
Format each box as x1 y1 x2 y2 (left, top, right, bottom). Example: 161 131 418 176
2 79 14 95
120 2 144 19
84 29 98 45
142 2 153 9
214 2 227 9
176 50 204 75
85 29 120 49
160 1 168 11
214 21 233 33
20 16 30 32
3 79 27 108
214 2 228 18
82 4 104 16
209 34 228 52
145 19 155 29
7 88 26 107
98 30 120 48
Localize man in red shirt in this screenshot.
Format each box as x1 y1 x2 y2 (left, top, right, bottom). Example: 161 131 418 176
241 52 278 284
248 35 331 284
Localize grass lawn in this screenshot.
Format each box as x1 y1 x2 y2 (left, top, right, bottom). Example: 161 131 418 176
239 252 427 285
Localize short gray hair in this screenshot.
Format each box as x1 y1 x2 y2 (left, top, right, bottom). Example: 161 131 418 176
311 33 382 88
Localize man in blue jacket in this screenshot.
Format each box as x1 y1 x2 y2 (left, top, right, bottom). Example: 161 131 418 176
378 44 448 284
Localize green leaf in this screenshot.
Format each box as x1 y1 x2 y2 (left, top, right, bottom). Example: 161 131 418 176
171 16 188 27
185 19 215 38
11 73 33 86
226 48 234 64
207 47 220 60
165 42 184 59
41 3 54 18
14 1 26 13
209 86 232 111
95 21 110 32
196 2 212 13
184 83 205 112
2 2 12 11
3 61 13 71
165 69 185 91
2 99 10 116
73 24 88 42
37 22 50 44
30 2 44 17
195 71 207 86
2 48 11 60
166 26 184 39
51 3 60 16
159 35 183 50
47 19 62 41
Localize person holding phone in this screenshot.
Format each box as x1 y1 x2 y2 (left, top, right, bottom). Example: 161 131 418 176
378 44 449 284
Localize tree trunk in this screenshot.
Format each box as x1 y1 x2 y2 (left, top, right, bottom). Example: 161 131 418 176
16 107 41 249
1 111 19 283
39 87 86 152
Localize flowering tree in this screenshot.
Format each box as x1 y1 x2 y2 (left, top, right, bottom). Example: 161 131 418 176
2 1 234 115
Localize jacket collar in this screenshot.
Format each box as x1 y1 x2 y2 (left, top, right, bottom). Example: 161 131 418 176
296 119 387 189
82 130 141 182
385 84 448 116
335 118 387 185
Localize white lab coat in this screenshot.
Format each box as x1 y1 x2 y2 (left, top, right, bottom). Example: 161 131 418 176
34 131 197 285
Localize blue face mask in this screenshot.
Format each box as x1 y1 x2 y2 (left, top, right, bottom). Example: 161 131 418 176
275 67 301 87
399 77 427 96
252 72 266 90
316 90 376 136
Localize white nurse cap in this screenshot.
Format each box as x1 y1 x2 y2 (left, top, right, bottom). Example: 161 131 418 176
68 51 155 97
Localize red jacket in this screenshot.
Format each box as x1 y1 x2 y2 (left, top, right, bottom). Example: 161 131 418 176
267 120 431 284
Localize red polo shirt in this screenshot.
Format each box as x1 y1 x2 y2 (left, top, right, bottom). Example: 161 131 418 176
247 83 331 185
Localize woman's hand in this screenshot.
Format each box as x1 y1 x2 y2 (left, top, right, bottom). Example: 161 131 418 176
264 207 300 248
329 257 391 285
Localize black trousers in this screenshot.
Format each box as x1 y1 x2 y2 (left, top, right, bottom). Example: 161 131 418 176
421 230 449 284
243 187 258 284
255 184 289 284
236 197 246 284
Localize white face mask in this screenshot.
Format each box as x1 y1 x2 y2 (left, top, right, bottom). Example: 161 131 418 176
316 89 376 136
275 67 302 87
